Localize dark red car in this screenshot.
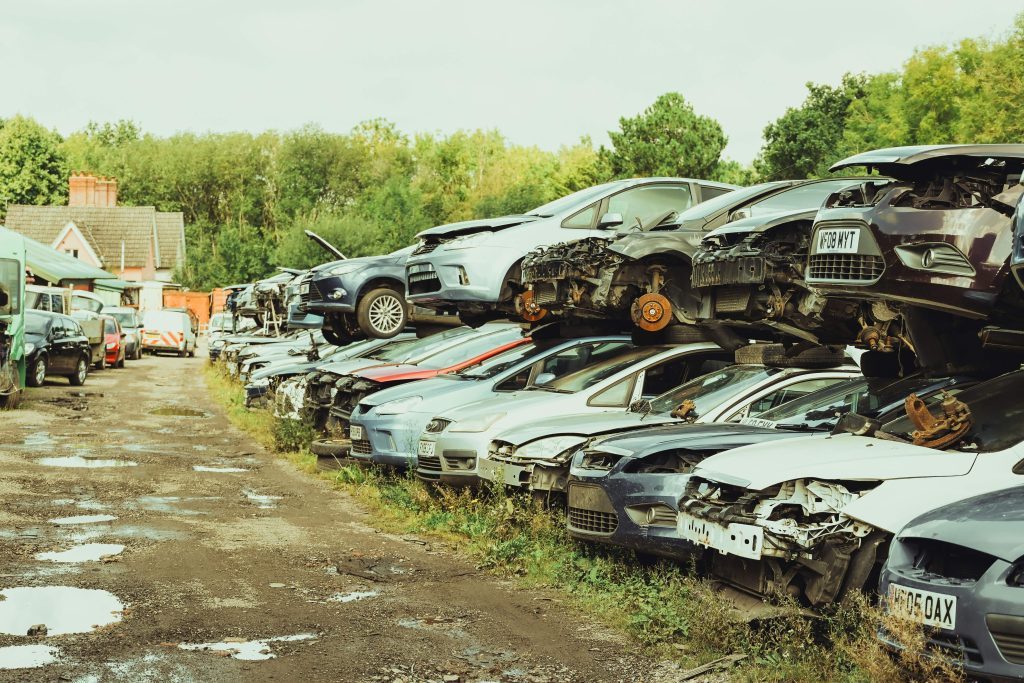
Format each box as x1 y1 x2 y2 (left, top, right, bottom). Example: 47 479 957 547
101 314 126 368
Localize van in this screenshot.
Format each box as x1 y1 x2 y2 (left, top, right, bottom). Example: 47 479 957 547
141 309 197 357
26 285 71 314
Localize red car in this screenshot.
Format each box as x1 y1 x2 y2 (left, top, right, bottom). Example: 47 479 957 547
101 314 126 368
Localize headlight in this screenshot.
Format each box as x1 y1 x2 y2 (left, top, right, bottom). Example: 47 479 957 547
106 342 116 350
516 435 588 460
451 412 506 433
250 377 271 388
327 263 360 276
374 395 423 415
444 232 493 250
1009 560 1024 587
24 342 35 355
212 339 227 348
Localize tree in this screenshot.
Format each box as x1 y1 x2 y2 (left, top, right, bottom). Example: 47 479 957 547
601 93 727 180
0 116 67 218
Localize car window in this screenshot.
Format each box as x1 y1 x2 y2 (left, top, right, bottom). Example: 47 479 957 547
640 355 731 397
104 318 118 335
730 377 848 420
588 376 636 407
608 185 694 230
541 346 666 393
61 318 81 337
749 180 862 216
25 312 50 336
109 310 138 327
561 203 598 229
674 182 790 223
647 364 784 418
699 185 734 202
528 181 627 217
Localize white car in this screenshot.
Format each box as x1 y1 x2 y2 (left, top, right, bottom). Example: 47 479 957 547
414 343 737 485
482 362 858 492
676 370 1024 608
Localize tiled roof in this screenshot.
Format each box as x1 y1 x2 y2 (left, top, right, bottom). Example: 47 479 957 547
155 212 185 269
4 205 157 269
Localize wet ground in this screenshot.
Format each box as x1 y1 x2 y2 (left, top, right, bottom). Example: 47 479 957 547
0 344 667 682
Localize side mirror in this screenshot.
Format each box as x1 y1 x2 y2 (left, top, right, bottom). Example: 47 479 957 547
628 399 652 414
534 372 556 386
727 208 752 222
596 212 624 230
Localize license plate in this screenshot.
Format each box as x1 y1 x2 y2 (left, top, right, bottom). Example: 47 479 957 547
816 228 860 253
349 424 363 441
417 440 435 457
887 583 957 630
740 417 777 429
677 511 764 560
299 283 309 295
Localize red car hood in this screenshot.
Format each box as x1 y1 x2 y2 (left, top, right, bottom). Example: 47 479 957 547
354 363 442 383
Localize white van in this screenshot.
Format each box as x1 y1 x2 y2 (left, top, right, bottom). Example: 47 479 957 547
141 309 197 357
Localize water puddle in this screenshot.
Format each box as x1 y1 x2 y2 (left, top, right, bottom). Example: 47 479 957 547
49 514 117 525
194 466 248 473
37 456 137 468
36 543 125 563
178 633 317 661
23 433 56 447
0 586 124 635
0 644 60 670
132 496 205 516
398 617 468 638
69 525 185 542
243 490 282 509
328 590 378 603
150 407 208 417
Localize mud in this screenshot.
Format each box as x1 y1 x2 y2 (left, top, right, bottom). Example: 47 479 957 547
0 344 663 681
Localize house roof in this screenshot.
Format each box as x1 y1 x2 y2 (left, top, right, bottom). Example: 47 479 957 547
0 226 114 283
5 205 157 268
154 212 185 269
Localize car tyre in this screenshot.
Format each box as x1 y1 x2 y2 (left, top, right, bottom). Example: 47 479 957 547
357 288 407 339
189 344 196 358
310 438 352 458
69 356 88 386
96 354 107 371
735 343 846 369
27 356 46 387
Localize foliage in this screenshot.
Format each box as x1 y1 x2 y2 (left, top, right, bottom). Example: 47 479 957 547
0 115 68 218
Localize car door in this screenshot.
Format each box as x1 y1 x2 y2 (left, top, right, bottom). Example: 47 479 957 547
48 319 76 372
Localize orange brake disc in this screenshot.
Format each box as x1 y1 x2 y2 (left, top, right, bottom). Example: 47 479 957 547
516 290 548 323
631 293 672 332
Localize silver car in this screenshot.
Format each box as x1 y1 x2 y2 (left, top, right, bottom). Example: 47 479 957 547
404 179 738 323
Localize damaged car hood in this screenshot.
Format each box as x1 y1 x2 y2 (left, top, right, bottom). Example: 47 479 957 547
703 209 816 241
496 410 673 446
830 144 1024 178
416 215 540 239
591 422 813 459
693 433 978 491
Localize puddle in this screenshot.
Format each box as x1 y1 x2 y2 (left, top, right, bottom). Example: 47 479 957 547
328 590 378 603
23 433 56 447
0 644 60 670
36 543 125 563
178 634 317 661
37 456 137 468
132 496 205 516
398 617 468 638
150 407 208 417
74 500 108 511
194 466 248 473
0 586 124 635
193 445 208 452
243 490 282 509
49 514 117 525
69 525 185 542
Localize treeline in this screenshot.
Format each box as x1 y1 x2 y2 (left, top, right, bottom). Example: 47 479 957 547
1 14 1022 289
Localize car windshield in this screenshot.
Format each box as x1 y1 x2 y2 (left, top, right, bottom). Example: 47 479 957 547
456 342 541 379
25 312 51 336
109 310 138 327
754 375 950 431
103 318 118 335
671 182 791 225
209 314 232 331
417 329 523 369
747 179 865 216
366 326 477 362
527 182 627 217
881 370 1024 453
365 337 418 361
648 364 783 418
541 346 666 393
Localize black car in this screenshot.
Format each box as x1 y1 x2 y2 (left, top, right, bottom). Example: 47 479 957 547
24 310 92 386
566 372 973 560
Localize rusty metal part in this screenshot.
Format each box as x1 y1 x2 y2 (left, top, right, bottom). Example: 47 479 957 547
514 290 547 322
647 265 665 294
670 399 697 421
632 293 672 331
904 391 973 449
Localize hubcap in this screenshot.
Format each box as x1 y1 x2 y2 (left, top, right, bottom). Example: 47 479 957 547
368 294 404 334
35 361 46 384
77 360 87 382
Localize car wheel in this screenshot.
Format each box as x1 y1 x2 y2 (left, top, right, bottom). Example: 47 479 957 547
357 288 407 339
178 349 186 358
189 344 196 358
310 438 352 458
734 343 846 369
96 354 107 371
69 357 88 386
118 353 125 368
26 356 47 387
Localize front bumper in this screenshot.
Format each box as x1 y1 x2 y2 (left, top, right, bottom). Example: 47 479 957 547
405 246 514 309
414 430 489 485
305 274 357 314
348 409 432 469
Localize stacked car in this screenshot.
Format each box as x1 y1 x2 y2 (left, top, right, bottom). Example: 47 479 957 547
219 151 1024 680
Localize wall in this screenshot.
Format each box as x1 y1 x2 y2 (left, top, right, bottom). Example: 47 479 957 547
162 290 211 326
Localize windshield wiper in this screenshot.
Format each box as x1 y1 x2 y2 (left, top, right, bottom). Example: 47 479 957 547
527 385 572 394
774 423 827 432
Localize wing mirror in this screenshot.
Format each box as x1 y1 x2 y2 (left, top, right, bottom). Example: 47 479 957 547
727 208 752 222
597 212 624 230
628 399 652 414
534 372 556 386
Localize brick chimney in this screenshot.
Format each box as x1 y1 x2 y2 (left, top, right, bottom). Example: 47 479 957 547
68 173 118 207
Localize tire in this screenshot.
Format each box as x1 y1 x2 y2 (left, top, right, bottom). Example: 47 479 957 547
96 354 107 371
735 343 846 369
178 348 186 358
189 344 196 358
69 356 88 386
322 315 356 346
27 356 46 387
310 438 352 458
357 288 407 339
458 312 498 329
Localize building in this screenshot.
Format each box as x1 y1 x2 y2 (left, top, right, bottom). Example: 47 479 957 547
4 174 186 284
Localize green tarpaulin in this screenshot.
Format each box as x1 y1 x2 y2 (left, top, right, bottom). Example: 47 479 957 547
0 226 114 283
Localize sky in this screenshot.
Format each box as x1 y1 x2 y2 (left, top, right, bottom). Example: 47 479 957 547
3 0 1024 164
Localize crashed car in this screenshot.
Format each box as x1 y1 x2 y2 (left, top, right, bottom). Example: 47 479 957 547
677 369 1024 608
347 335 632 469
237 271 298 329
405 179 736 325
565 371 972 560
879 485 1024 681
486 356 859 494
805 145 1024 367
519 179 862 338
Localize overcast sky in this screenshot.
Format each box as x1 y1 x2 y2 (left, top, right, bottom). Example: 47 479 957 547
4 1 1023 164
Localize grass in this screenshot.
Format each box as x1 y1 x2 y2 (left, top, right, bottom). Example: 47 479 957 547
203 362 963 682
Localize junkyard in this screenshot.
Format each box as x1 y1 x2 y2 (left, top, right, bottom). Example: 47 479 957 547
5 4 1024 682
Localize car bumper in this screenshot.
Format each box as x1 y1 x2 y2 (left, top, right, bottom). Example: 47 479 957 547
305 275 358 313
414 431 488 485
287 303 324 329
105 348 120 363
349 410 433 469
405 246 513 308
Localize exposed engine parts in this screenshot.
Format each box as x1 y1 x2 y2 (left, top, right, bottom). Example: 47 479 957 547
904 391 973 449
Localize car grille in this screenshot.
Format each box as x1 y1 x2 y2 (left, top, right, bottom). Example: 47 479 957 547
567 484 618 535
988 614 1024 664
418 454 442 472
351 439 372 456
807 253 884 283
408 270 441 295
297 273 315 311
531 282 560 306
412 241 440 256
692 257 767 288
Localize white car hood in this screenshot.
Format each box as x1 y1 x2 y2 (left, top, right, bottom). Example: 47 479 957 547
437 389 564 422
694 433 978 491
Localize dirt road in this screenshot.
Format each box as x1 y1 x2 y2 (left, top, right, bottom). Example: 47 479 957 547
0 350 668 682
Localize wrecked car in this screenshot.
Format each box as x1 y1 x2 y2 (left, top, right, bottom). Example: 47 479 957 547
565 371 972 560
676 369 1024 609
518 179 859 339
805 145 1024 368
347 334 632 469
405 179 736 326
879 485 1024 681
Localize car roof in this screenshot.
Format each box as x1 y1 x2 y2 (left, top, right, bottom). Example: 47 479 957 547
830 144 1024 172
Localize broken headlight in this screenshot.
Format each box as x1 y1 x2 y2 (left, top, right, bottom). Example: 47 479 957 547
1009 560 1024 587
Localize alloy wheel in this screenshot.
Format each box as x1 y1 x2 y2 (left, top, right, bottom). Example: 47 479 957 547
368 294 405 334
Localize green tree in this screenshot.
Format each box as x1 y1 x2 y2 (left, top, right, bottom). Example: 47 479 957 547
0 116 67 217
601 93 727 180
